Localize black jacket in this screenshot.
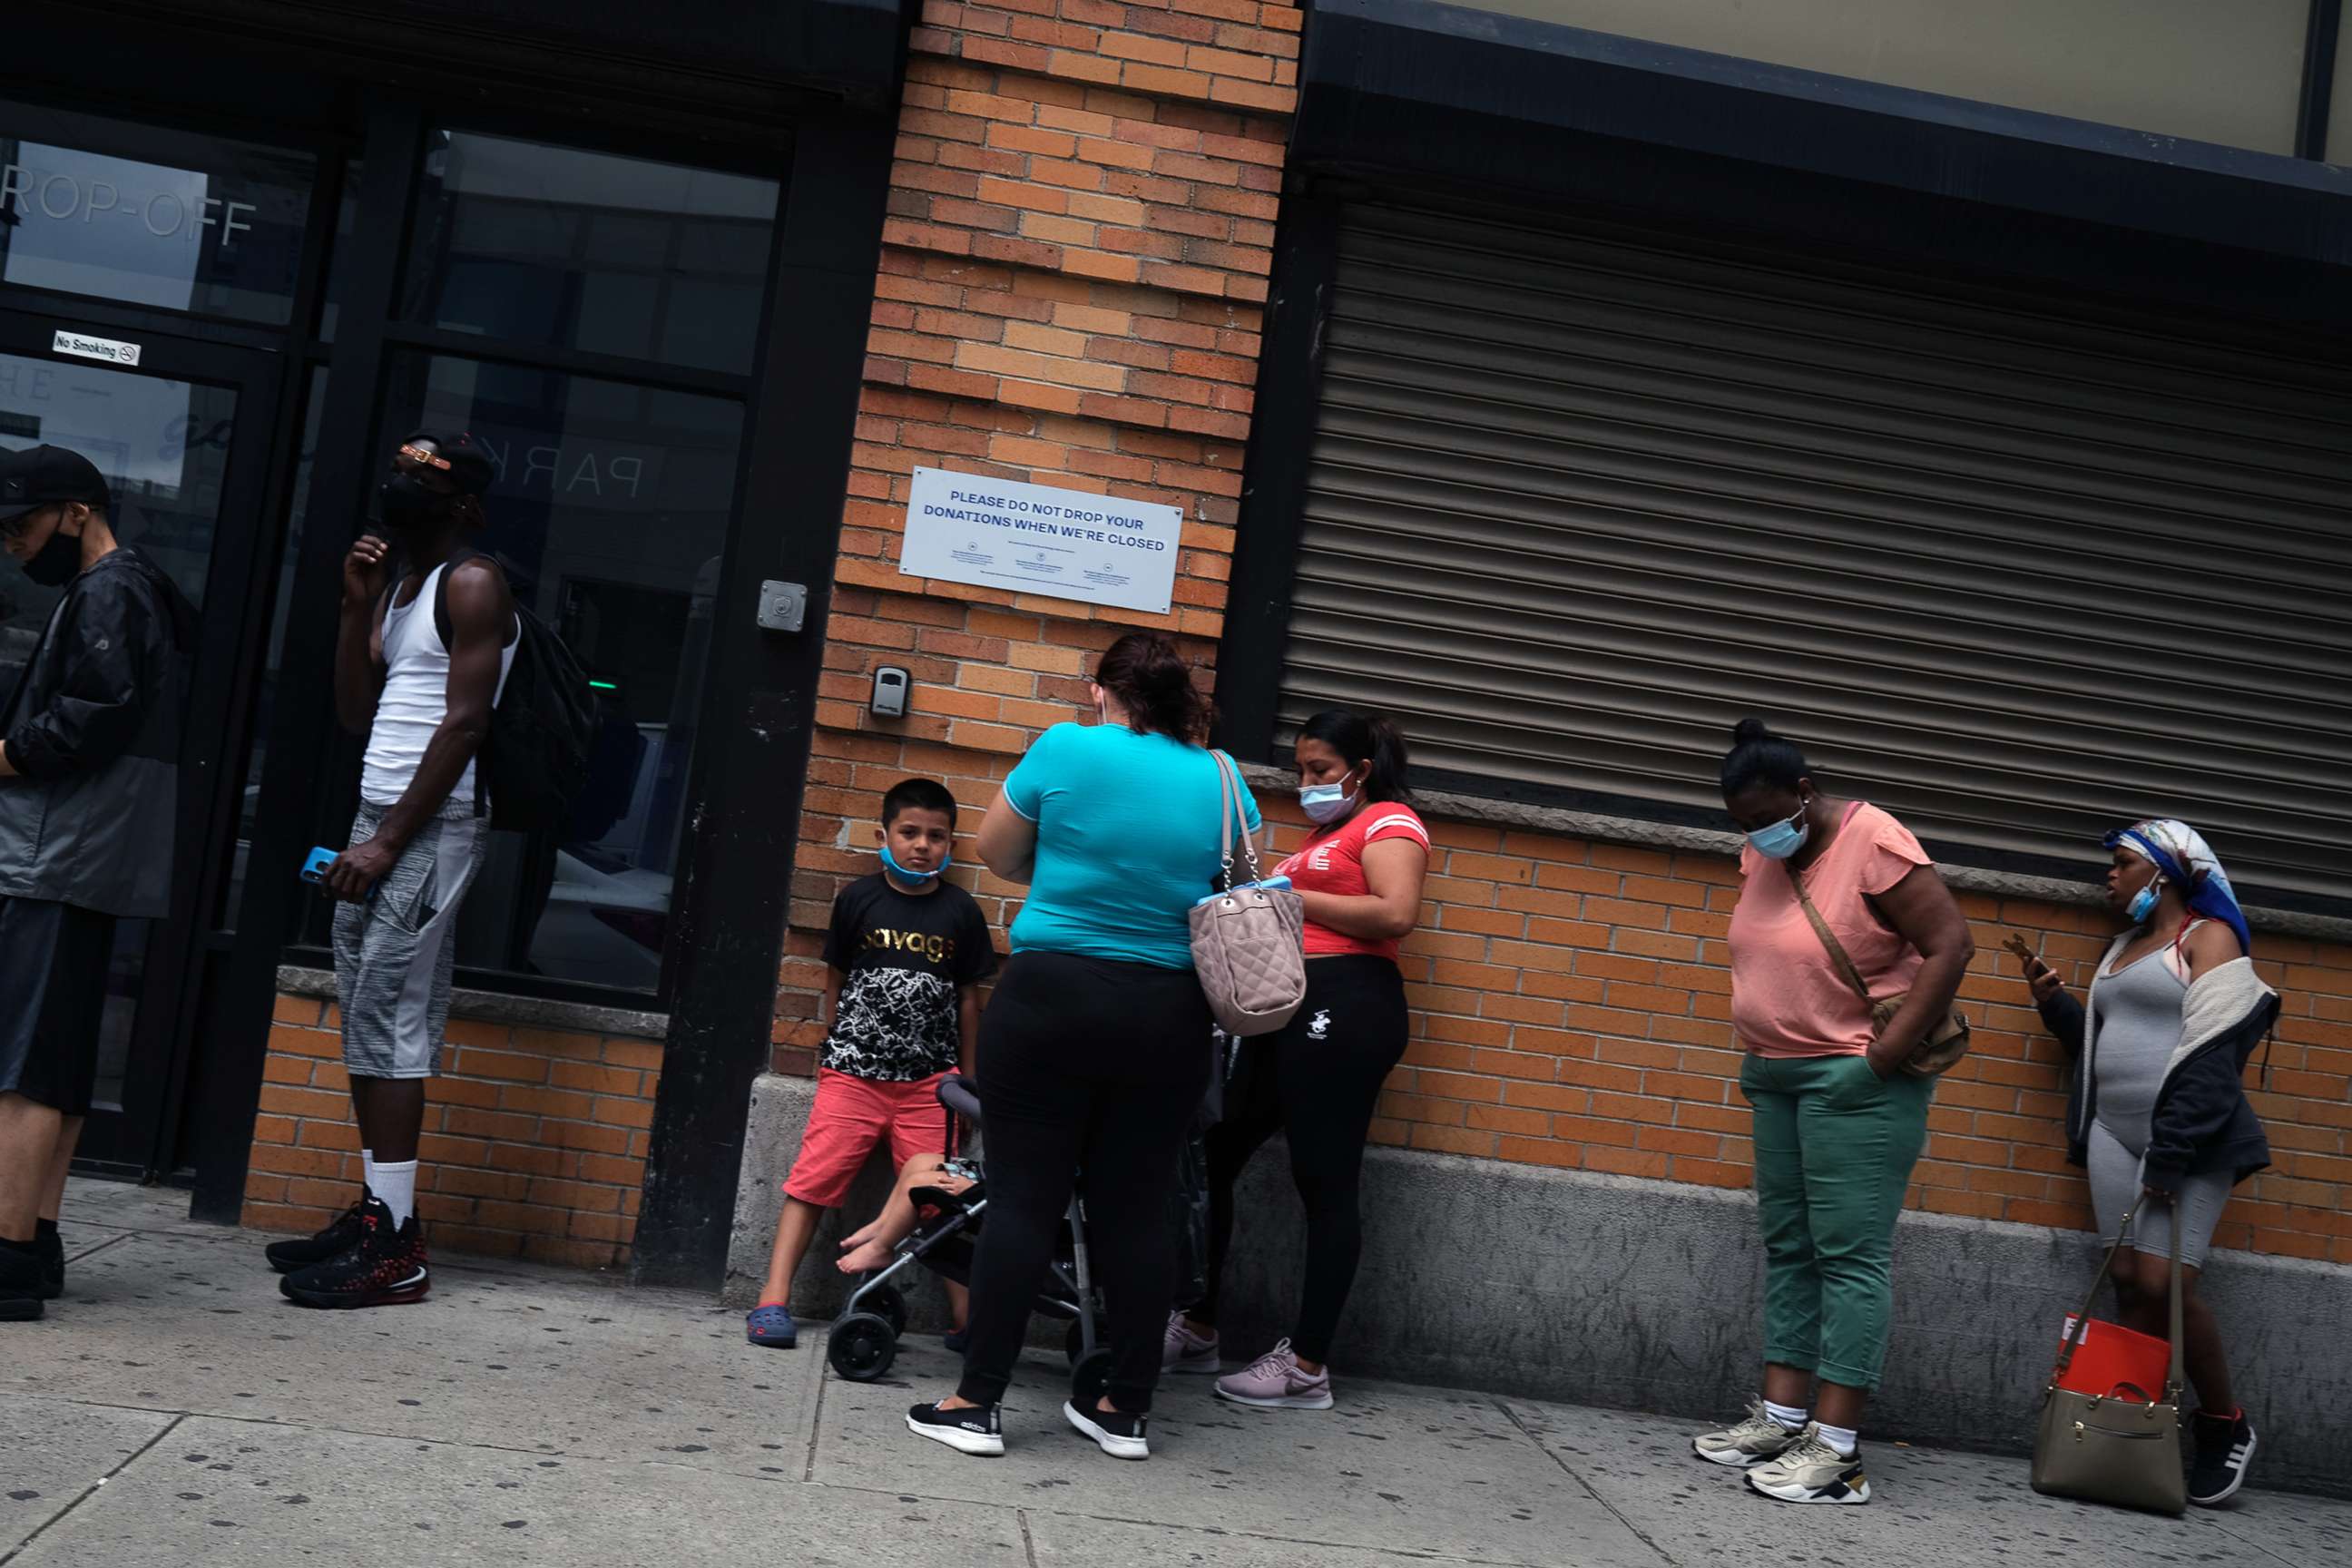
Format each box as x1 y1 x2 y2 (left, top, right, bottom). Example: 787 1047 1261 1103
2037 946 2276 1192
0 548 192 918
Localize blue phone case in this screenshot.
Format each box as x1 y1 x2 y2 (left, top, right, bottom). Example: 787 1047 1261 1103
301 846 338 883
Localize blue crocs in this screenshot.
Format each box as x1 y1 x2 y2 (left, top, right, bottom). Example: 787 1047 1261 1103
746 1304 798 1348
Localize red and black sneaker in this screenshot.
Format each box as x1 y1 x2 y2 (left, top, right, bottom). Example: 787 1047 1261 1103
264 1191 370 1275
278 1198 430 1309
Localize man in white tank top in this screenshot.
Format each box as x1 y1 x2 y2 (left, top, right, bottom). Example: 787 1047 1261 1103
270 431 517 1309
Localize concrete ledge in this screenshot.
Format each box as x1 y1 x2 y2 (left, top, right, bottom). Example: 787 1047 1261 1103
1234 765 2352 941
728 1072 2350 1495
276 964 671 1043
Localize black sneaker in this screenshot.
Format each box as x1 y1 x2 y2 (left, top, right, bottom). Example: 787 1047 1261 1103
35 1220 64 1299
264 1191 370 1274
906 1400 1004 1456
0 1245 43 1322
2188 1409 2257 1507
1064 1399 1150 1461
279 1199 429 1308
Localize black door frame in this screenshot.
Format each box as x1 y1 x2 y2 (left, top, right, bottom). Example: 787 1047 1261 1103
0 306 290 1174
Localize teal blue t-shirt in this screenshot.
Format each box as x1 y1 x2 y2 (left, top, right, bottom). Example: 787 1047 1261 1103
1003 722 1262 969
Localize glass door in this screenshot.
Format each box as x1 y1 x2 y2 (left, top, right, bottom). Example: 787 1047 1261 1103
0 309 280 1174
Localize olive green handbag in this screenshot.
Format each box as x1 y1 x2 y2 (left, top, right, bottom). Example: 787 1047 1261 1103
2030 1197 2187 1515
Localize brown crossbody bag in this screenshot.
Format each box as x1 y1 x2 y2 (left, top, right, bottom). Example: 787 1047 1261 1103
1781 864 1971 1077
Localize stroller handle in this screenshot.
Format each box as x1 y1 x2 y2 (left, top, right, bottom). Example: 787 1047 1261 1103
937 1073 983 1125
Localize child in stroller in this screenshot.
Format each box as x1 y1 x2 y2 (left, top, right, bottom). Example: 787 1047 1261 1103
828 1073 1115 1411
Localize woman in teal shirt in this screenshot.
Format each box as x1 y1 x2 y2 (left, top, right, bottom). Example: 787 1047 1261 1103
906 631 1259 1463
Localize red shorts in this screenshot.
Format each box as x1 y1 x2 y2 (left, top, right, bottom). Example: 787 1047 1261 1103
782 1069 951 1209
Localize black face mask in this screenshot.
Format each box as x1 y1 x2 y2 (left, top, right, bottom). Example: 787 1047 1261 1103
377 472 450 532
22 514 84 586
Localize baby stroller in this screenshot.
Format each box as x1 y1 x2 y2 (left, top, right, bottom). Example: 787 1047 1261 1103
825 1073 1112 1409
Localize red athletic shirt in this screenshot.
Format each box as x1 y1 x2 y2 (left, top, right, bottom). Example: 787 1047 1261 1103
1274 802 1432 962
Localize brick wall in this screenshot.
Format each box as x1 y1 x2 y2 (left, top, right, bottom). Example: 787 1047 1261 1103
242 992 662 1269
1241 804 2352 1268
773 4 1298 1065
772 0 2352 1276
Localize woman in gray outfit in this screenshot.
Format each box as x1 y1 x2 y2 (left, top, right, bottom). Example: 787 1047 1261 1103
2021 818 2277 1508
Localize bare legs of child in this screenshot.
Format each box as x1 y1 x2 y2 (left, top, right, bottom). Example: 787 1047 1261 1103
837 1152 973 1328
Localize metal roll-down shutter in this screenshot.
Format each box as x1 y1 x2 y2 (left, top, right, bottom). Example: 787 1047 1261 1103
1275 201 2352 905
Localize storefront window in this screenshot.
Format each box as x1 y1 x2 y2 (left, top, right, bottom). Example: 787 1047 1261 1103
0 105 314 325
303 352 740 996
400 131 778 375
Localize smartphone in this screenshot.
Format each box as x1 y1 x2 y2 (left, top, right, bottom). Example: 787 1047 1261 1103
300 846 338 884
2002 932 2049 977
1194 875 1292 908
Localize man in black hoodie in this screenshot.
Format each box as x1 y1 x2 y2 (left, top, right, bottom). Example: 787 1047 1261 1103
0 445 191 1322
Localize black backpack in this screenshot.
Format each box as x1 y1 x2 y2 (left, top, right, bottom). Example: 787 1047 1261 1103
431 549 599 835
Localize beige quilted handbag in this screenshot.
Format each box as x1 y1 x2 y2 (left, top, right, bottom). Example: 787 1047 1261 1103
1188 750 1307 1036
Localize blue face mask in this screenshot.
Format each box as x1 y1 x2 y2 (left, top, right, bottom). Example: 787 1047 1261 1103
879 842 948 884
1298 769 1359 825
2122 875 2162 925
1746 800 1811 860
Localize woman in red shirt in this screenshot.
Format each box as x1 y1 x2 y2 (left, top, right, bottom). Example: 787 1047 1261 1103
1165 709 1430 1411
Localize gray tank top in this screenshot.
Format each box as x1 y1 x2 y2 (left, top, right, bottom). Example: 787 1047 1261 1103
2090 941 2191 1154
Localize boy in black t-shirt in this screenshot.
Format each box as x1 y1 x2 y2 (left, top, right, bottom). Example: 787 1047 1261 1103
745 779 995 1348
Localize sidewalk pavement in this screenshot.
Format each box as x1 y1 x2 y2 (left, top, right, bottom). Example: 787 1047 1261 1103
4 1180 2344 1568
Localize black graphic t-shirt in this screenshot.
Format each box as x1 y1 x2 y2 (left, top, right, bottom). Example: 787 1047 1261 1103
821 873 997 1081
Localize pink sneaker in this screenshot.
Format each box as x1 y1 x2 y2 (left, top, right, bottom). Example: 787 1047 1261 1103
1163 1310 1220 1374
1214 1338 1334 1409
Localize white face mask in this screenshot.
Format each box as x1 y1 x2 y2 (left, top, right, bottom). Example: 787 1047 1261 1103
1298 769 1360 824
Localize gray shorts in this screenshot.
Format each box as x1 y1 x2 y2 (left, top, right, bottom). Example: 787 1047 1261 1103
2085 1119 2232 1270
332 801 487 1080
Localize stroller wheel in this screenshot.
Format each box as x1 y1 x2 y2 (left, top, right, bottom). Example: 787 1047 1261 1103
1070 1347 1113 1412
828 1313 898 1382
862 1282 908 1339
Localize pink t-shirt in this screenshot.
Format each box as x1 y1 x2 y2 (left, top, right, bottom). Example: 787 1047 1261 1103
1275 802 1431 962
1729 801 1931 1059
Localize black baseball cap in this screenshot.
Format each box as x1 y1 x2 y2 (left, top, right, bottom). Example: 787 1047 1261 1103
396 429 495 495
0 444 112 526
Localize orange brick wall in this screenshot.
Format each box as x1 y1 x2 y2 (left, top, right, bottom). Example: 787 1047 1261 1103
241 992 662 1269
772 0 2352 1275
773 5 1298 1061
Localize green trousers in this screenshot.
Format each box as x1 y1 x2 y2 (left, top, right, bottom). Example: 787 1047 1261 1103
1740 1052 1932 1392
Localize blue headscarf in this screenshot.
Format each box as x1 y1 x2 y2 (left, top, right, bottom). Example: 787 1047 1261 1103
2104 818 2250 956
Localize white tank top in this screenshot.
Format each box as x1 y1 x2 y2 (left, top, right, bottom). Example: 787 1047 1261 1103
358 562 520 807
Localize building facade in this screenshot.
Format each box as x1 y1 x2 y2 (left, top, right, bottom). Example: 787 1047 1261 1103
8 0 2347 1385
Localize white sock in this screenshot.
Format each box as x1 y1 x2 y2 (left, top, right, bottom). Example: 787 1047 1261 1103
360 1149 377 1195
1816 1422 1858 1457
373 1161 418 1228
1764 1400 1809 1431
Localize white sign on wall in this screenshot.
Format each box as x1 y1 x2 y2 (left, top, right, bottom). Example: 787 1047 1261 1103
901 466 1182 615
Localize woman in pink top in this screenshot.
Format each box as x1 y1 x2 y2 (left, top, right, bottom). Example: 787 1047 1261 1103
1691 720 1973 1507
1165 709 1431 1412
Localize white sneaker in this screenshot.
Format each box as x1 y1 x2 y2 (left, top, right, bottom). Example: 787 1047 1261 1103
1691 1401 1808 1468
1745 1433 1871 1504
1162 1309 1220 1374
1064 1400 1150 1460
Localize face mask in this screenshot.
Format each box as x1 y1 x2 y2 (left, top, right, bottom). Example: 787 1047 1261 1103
1746 800 1810 860
21 512 83 586
378 472 448 532
879 842 948 884
2123 875 2162 925
1299 769 1359 825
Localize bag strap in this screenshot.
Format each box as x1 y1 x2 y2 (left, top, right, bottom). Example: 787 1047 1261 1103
2050 1196 2143 1390
1782 863 1874 1005
2047 1195 2186 1408
1209 750 1262 891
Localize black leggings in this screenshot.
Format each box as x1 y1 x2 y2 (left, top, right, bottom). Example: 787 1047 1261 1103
956 951 1210 1412
1196 955 1409 1365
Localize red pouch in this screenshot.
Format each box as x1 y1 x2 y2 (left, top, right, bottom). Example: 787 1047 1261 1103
2054 1314 2171 1402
